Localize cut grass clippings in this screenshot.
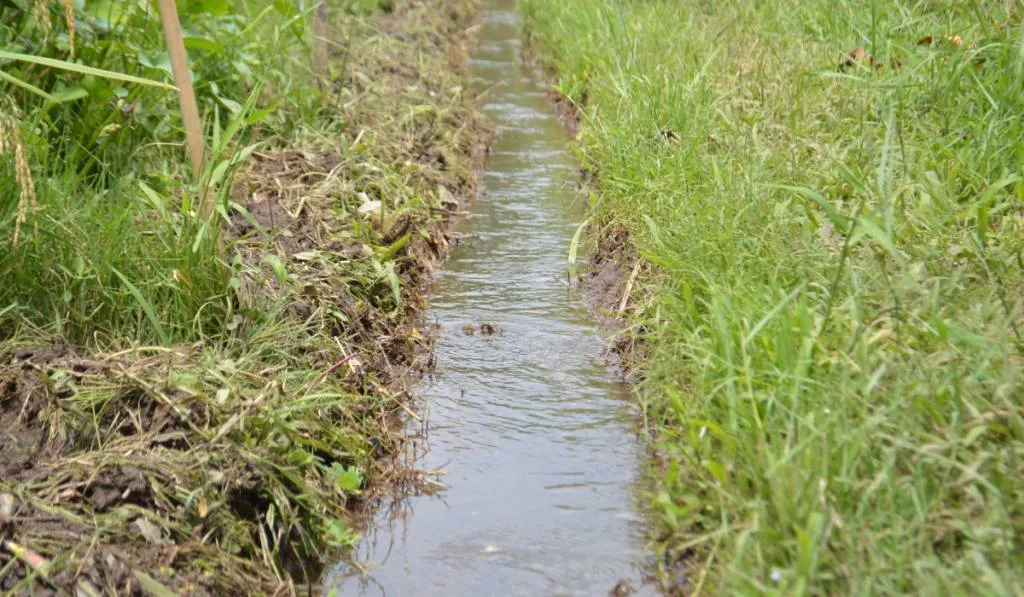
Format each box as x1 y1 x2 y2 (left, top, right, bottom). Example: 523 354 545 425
522 0 1024 594
0 0 487 594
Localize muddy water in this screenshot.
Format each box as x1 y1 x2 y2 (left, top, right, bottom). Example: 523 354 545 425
330 3 647 595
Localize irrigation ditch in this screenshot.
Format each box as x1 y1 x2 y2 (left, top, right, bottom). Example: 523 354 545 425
327 1 654 595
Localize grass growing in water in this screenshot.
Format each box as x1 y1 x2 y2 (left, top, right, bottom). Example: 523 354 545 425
522 0 1023 593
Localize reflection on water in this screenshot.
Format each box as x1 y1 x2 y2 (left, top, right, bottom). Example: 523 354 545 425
328 2 649 595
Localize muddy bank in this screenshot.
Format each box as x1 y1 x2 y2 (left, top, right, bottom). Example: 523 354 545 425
519 19 694 594
0 1 488 594
520 32 648 373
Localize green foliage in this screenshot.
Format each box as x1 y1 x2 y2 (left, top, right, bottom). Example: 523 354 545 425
324 519 361 548
523 0 1024 593
327 463 364 493
0 0 325 345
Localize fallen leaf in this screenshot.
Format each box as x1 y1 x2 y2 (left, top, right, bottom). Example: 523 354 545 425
840 47 867 70
0 493 15 522
132 517 167 545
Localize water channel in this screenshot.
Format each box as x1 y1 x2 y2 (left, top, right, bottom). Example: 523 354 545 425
330 2 648 594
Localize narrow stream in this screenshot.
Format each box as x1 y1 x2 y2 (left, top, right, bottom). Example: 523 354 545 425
331 2 648 594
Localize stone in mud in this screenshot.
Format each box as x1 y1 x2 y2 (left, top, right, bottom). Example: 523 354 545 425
479 322 501 335
610 578 635 595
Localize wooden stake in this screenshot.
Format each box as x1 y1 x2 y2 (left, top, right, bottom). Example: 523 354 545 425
315 1 328 76
156 0 210 217
618 259 643 314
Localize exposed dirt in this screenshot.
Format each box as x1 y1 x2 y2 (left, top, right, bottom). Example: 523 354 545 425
0 394 48 478
547 90 583 137
520 37 648 373
0 1 491 594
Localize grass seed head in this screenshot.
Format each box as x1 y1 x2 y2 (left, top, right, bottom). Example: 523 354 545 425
32 0 53 38
62 0 75 55
0 102 38 245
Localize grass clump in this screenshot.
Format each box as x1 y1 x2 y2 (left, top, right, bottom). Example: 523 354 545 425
1 0 485 593
522 0 1024 593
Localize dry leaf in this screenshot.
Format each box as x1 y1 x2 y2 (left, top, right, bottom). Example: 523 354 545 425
840 47 867 70
131 517 167 545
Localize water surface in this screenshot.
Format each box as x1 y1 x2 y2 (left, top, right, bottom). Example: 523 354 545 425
331 3 647 594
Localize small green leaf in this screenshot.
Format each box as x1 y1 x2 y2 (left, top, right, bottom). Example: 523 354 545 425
136 52 175 80
703 459 727 484
328 464 363 493
50 86 90 103
323 519 360 548
184 36 226 54
264 254 288 283
851 215 899 258
133 571 180 597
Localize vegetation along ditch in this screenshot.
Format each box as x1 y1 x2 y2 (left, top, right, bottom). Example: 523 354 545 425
522 0 1024 594
2 0 1022 596
1 0 487 593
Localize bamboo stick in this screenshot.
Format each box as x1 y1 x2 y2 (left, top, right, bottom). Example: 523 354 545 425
315 1 328 76
155 0 210 218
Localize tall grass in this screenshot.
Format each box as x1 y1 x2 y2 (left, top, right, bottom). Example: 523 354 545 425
0 0 345 346
522 0 1024 593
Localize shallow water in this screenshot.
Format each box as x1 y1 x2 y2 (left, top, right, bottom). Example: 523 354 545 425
329 3 648 595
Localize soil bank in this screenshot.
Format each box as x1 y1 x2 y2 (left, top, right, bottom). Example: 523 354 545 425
0 1 489 594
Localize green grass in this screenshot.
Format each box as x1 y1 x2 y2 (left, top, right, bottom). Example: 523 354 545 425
521 0 1024 593
0 0 319 345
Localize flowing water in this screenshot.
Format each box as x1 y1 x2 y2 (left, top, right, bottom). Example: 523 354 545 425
330 3 648 594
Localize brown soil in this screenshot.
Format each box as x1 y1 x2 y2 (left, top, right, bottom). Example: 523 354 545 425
0 1 491 594
547 90 583 137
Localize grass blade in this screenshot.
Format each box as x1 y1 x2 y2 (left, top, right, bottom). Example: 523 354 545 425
0 50 176 90
0 69 59 102
111 267 170 346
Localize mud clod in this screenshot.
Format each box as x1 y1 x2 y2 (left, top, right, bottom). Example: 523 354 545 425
86 467 149 512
